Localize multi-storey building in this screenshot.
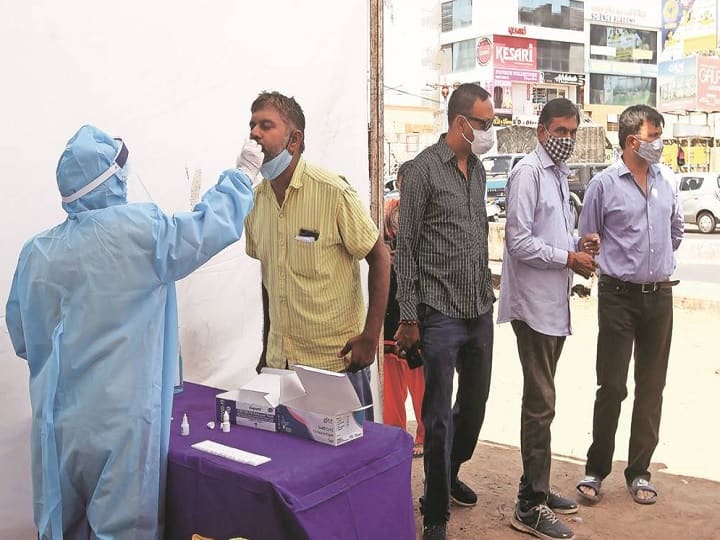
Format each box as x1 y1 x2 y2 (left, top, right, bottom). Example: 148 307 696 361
584 2 661 133
439 0 588 128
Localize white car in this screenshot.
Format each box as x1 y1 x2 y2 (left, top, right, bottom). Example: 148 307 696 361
677 172 720 233
486 201 501 222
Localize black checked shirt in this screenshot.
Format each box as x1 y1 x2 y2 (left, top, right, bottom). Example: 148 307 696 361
396 135 495 321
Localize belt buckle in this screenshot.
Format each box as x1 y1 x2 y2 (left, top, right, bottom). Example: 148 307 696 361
641 282 657 294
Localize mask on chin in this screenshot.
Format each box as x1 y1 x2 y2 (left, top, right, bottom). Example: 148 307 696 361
260 149 292 181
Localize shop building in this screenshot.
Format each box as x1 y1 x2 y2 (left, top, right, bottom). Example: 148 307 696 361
583 2 662 137
438 0 586 127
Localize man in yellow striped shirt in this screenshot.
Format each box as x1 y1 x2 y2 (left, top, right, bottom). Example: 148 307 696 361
244 91 390 417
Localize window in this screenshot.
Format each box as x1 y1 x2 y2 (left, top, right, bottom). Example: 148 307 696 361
442 39 476 72
679 177 704 191
441 0 472 32
482 155 513 175
590 25 657 64
589 74 656 106
536 41 584 72
518 0 584 31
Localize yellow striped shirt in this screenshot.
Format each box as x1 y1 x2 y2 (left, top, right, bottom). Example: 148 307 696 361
245 158 379 372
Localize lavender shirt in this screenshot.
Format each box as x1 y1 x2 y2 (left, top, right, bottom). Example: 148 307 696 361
579 159 683 283
497 145 578 337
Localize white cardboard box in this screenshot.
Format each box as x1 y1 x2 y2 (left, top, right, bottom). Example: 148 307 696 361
216 368 304 431
275 365 371 446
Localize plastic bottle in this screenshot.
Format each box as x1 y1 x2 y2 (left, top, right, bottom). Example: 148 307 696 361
221 410 231 433
174 344 184 394
180 413 190 436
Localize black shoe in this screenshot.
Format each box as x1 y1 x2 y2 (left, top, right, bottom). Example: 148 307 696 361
422 522 447 540
511 503 575 540
450 478 478 506
547 488 578 515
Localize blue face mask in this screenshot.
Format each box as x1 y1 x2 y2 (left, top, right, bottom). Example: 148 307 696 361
260 149 292 181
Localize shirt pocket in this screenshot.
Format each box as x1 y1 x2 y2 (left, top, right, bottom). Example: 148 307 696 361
289 239 320 277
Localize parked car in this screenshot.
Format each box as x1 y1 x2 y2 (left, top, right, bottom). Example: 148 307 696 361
481 153 525 214
384 176 397 193
486 200 501 222
566 162 608 226
677 172 720 233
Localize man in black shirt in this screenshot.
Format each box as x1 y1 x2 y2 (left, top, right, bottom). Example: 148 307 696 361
395 83 495 540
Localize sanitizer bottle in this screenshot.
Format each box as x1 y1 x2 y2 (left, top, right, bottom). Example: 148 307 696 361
174 344 184 394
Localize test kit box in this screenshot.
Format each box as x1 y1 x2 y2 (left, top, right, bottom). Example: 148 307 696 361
275 365 370 446
216 368 304 432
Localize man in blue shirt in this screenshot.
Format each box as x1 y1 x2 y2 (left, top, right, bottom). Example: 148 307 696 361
498 99 599 540
576 105 683 506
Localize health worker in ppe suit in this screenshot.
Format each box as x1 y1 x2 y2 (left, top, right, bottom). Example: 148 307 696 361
5 125 263 540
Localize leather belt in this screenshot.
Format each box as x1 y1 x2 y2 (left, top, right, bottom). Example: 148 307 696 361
599 275 680 294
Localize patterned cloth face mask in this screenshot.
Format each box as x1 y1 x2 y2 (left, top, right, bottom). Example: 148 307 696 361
541 126 575 164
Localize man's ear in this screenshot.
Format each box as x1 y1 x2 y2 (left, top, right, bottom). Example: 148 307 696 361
451 115 463 133
288 130 304 155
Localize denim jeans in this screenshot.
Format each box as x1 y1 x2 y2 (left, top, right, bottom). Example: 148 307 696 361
585 280 673 484
419 304 493 525
348 366 374 422
511 319 566 506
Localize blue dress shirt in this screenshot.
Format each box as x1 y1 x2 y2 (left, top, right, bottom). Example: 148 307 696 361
497 144 578 337
579 159 683 283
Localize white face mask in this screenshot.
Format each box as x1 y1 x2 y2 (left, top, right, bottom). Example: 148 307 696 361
461 117 495 156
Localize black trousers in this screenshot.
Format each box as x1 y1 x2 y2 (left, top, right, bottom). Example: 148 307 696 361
585 280 673 484
511 319 566 506
419 305 494 525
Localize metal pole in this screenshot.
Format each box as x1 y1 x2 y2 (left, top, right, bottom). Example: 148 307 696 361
369 0 385 417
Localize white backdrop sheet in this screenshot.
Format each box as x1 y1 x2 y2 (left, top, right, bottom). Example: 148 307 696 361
0 1 371 536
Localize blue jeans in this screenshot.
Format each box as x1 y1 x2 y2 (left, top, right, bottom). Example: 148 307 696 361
348 366 374 422
419 305 493 525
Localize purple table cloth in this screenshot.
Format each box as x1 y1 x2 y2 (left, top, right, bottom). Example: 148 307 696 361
165 382 416 540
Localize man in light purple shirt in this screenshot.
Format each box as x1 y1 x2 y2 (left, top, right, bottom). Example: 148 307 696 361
498 99 599 540
576 104 683 507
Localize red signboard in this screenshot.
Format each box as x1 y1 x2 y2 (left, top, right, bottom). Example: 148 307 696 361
697 56 720 112
493 35 537 71
476 37 492 66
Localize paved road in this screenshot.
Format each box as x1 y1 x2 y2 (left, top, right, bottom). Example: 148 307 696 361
675 262 720 283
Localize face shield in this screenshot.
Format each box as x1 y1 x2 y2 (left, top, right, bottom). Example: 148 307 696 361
124 160 155 203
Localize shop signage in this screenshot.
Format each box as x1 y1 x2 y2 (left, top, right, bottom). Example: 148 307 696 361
476 37 492 66
508 26 527 36
494 68 540 83
658 57 697 113
586 2 659 28
697 56 720 112
512 114 539 127
493 35 537 71
541 71 586 86
493 114 513 127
